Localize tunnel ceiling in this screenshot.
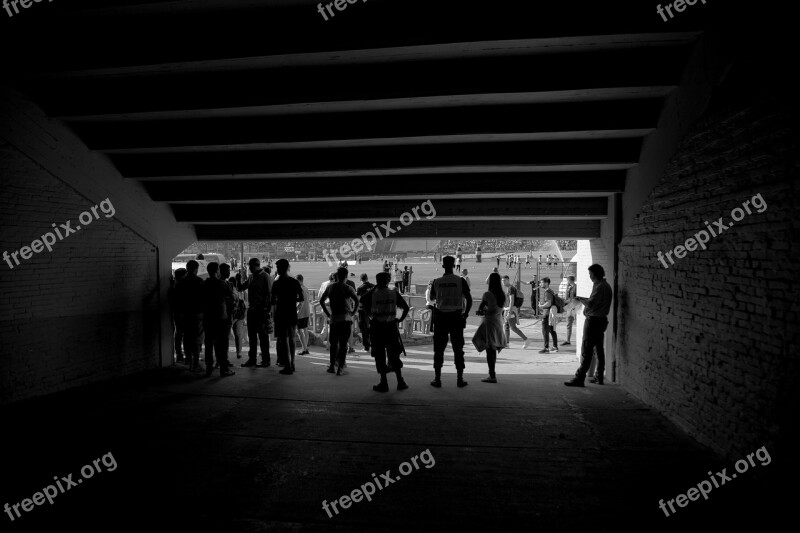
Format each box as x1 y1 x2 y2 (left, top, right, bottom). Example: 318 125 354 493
1 0 708 240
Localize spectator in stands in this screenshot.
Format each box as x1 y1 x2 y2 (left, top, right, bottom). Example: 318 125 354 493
296 274 311 355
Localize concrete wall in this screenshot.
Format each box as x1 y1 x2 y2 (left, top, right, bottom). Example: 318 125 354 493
0 88 195 405
616 85 800 458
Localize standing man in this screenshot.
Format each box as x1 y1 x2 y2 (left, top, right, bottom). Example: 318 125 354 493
319 267 359 375
296 274 311 356
455 255 462 272
402 266 410 295
271 259 304 375
393 265 404 293
356 273 376 352
562 275 577 346
237 258 273 367
429 255 472 388
361 272 410 392
502 275 532 348
565 264 613 387
200 262 235 377
218 263 236 369
175 260 204 372
461 268 471 288
536 277 558 353
170 268 187 363
496 255 500 268
318 272 336 349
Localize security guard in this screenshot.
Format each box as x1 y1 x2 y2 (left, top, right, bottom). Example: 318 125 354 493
361 272 410 392
429 255 472 387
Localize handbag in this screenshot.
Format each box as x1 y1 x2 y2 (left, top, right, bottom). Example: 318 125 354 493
472 322 487 353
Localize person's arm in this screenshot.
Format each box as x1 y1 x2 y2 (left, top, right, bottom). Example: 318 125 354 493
237 272 250 291
461 278 472 316
319 287 331 318
396 291 410 322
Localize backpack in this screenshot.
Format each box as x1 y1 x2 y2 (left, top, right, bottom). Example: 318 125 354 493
548 289 565 313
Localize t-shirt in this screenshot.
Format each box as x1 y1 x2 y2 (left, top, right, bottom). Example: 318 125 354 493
271 275 304 325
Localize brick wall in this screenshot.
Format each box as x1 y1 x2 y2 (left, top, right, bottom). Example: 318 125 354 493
617 90 800 458
0 138 161 405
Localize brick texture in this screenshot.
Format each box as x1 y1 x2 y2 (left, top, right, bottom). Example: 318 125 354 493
0 139 160 405
617 90 800 458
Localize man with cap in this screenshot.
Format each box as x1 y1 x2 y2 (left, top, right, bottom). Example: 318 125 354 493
237 257 273 367
270 258 304 375
361 272 410 392
429 255 472 387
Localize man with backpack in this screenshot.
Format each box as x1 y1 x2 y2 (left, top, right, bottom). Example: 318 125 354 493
536 277 561 353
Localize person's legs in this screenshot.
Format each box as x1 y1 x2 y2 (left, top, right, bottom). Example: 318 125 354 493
245 309 261 364
288 325 297 368
486 347 497 378
328 322 339 370
541 316 550 350
508 316 527 340
549 320 558 347
298 326 308 352
431 313 448 385
336 322 351 370
450 314 467 385
258 315 271 365
174 314 184 361
232 319 245 357
564 313 574 344
203 319 216 374
593 319 608 381
575 319 602 382
215 321 231 374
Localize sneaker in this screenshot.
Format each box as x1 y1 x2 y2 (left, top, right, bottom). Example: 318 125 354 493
589 376 604 385
523 339 533 349
373 382 389 392
549 346 559 353
348 347 355 354
430 379 442 388
204 369 214 378
539 348 550 354
279 367 294 375
291 363 296 372
457 378 468 388
326 366 335 374
564 379 585 387
221 369 235 377
241 359 257 367
560 341 571 346
481 376 497 383
397 379 409 391
256 361 271 368
336 367 343 376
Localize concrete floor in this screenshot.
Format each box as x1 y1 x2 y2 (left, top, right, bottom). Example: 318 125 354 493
1 339 788 533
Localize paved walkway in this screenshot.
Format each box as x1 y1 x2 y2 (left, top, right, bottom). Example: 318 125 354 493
1 335 787 533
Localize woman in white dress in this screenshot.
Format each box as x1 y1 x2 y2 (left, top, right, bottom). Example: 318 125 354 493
472 272 507 383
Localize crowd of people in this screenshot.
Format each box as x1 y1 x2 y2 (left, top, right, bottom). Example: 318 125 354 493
170 253 612 389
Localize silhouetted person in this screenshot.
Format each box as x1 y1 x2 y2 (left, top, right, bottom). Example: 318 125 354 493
175 260 204 372
473 272 506 383
201 262 235 377
271 258 304 375
356 273 375 352
361 271 409 392
217 263 236 368
319 267 359 375
502 275 532 348
230 276 247 359
537 277 558 353
562 275 577 345
170 267 187 363
296 274 311 355
565 264 613 387
237 257 273 367
429 255 472 387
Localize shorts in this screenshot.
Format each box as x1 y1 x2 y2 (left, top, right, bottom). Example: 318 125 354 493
297 317 309 329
